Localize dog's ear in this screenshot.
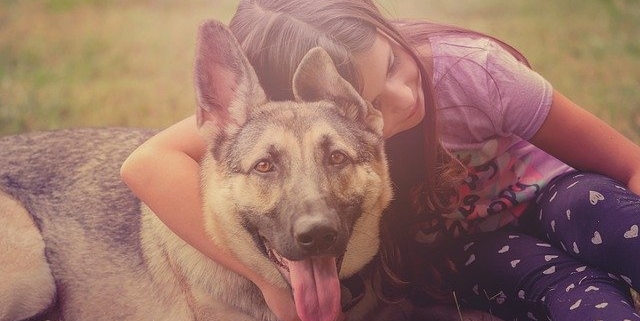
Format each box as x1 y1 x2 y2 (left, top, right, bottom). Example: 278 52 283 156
193 20 267 137
292 47 384 136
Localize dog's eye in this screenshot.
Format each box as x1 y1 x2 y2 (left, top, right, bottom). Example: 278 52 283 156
254 160 274 173
329 151 348 165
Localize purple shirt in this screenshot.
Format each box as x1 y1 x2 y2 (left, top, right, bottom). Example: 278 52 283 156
414 35 573 244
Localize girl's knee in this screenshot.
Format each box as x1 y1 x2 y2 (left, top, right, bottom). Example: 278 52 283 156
544 268 638 321
453 231 568 299
536 172 640 229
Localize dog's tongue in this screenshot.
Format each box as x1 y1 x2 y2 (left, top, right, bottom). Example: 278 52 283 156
288 257 341 321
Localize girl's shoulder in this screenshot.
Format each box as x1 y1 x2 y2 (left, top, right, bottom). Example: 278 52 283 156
428 34 518 84
429 34 496 57
429 34 553 142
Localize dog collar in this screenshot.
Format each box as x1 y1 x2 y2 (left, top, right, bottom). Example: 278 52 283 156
340 274 366 312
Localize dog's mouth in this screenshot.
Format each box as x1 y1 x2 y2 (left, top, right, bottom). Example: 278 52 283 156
262 236 345 275
260 236 344 321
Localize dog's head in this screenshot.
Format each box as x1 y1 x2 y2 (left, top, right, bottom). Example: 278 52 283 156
193 20 392 321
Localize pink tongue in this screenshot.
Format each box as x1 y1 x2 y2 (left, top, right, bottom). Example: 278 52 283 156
288 257 341 321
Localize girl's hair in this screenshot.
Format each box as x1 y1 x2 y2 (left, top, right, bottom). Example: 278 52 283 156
228 0 528 304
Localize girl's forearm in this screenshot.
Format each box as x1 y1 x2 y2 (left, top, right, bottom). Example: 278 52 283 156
120 123 300 321
120 146 266 286
530 91 640 193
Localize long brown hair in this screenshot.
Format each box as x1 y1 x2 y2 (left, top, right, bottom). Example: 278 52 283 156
228 0 526 304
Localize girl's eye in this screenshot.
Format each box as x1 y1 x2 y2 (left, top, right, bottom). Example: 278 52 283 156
329 151 348 166
254 160 274 173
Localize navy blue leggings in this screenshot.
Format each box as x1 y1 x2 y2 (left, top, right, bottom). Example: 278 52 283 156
448 172 640 321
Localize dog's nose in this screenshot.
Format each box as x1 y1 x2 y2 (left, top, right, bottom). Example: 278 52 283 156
294 218 338 253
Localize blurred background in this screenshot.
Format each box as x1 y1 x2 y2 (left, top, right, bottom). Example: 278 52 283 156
1 0 639 142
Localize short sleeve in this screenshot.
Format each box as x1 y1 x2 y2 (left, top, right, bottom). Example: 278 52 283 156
432 36 554 145
483 39 554 139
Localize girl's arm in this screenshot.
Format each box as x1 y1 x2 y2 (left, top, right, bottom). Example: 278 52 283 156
120 115 300 321
530 90 640 194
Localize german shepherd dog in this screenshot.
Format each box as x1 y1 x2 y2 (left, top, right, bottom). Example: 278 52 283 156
0 20 391 321
0 20 500 321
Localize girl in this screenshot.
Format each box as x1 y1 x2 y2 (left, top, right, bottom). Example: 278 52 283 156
120 0 640 320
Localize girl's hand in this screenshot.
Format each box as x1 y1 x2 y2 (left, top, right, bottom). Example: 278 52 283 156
256 281 301 321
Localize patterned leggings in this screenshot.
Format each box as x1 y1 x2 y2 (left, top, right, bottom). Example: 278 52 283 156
449 172 640 321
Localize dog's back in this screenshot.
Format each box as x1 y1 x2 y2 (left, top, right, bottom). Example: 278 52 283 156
0 128 151 257
0 128 152 225
0 128 183 321
0 20 501 321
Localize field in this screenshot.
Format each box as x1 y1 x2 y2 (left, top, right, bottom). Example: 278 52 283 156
1 0 639 143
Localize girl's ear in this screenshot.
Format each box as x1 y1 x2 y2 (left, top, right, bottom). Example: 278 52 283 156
193 20 267 139
292 47 384 136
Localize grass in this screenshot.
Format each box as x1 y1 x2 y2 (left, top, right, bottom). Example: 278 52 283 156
1 0 639 143
2 2 639 319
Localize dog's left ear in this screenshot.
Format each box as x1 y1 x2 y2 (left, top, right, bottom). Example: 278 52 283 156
292 47 384 136
193 20 267 138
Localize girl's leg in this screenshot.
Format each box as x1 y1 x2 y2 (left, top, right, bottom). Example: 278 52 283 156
532 172 640 290
449 230 640 321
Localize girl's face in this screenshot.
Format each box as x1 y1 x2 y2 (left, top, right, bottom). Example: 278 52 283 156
353 33 425 138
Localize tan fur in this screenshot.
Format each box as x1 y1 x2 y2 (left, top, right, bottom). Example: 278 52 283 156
0 20 501 321
0 193 55 321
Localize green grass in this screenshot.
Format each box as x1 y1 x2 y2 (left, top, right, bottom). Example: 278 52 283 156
1 0 639 143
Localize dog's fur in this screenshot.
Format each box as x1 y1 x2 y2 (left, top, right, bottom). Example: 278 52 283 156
0 20 392 321
0 20 501 321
